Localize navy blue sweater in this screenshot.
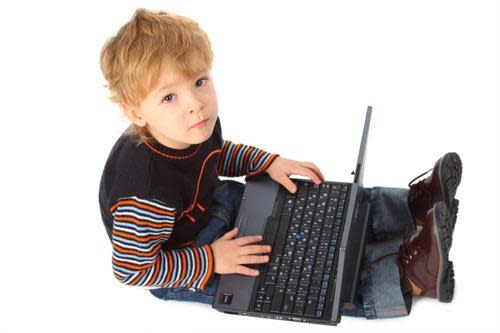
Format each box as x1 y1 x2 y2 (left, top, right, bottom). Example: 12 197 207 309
98 116 279 290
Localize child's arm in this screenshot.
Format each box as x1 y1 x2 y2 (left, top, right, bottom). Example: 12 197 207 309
216 140 279 178
109 196 214 290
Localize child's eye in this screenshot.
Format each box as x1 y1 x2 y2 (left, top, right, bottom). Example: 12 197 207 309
162 94 175 103
162 78 207 104
196 77 208 87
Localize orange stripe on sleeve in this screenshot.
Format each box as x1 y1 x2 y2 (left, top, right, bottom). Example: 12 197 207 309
254 150 265 167
176 250 187 288
164 251 174 287
148 255 161 286
115 199 176 215
229 144 242 176
259 153 279 172
112 242 161 257
112 258 151 271
114 215 173 228
199 244 214 290
130 270 146 285
113 229 167 243
189 248 201 288
242 146 253 174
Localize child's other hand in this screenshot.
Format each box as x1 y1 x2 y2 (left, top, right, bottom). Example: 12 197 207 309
210 227 271 276
265 156 325 193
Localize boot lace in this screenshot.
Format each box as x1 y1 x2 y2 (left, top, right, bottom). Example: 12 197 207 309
408 167 433 188
407 167 433 205
399 234 424 264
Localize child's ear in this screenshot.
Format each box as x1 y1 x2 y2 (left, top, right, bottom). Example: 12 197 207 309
119 102 147 127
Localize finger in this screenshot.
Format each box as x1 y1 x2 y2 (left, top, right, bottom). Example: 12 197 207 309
276 172 298 193
238 254 270 265
221 227 238 240
297 166 322 185
235 265 260 276
238 244 272 256
235 234 263 246
299 161 325 181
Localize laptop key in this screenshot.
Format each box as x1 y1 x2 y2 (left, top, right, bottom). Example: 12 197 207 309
269 287 285 313
264 273 277 285
298 284 308 293
268 263 279 274
308 288 320 298
282 205 293 215
295 292 307 303
272 217 290 255
281 293 296 314
254 301 263 312
310 278 322 289
280 258 291 267
286 284 298 293
304 297 318 317
292 302 305 316
264 284 274 303
276 277 287 287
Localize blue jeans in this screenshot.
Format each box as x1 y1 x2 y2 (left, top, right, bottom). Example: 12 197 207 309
150 180 415 319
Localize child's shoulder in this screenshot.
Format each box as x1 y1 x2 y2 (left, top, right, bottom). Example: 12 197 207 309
106 133 151 168
102 133 153 198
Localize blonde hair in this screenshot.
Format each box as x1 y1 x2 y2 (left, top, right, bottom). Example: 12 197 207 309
100 8 214 144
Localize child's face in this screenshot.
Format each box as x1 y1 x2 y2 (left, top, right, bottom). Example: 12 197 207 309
122 66 218 149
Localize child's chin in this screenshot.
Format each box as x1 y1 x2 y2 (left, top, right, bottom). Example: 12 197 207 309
193 133 211 144
192 126 214 143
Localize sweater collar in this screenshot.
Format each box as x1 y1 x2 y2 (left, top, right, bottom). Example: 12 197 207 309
143 136 201 160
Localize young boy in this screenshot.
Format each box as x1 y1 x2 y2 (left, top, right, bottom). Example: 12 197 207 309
98 8 462 319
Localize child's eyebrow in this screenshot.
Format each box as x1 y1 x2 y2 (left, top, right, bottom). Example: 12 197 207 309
157 82 175 93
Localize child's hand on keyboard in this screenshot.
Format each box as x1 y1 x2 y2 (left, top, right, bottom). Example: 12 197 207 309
265 157 325 193
210 227 272 276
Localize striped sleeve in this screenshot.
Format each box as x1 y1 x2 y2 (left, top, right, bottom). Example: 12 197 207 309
109 196 215 290
217 140 280 177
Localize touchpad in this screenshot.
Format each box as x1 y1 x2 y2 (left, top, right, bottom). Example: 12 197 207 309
236 214 267 238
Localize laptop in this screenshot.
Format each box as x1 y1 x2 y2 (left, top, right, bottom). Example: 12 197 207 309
212 106 373 325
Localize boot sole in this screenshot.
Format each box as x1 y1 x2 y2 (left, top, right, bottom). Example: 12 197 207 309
416 199 459 241
433 201 455 302
441 261 455 303
450 198 459 235
439 152 462 211
438 153 461 248
413 153 461 228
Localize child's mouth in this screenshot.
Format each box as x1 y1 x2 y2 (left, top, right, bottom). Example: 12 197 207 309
192 119 208 128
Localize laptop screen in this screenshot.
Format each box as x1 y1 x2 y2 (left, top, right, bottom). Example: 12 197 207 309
353 106 372 187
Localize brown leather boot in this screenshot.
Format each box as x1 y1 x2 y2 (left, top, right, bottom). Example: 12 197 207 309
408 152 462 233
398 201 455 302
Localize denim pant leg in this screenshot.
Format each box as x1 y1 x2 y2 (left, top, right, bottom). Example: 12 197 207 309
149 180 245 304
342 186 416 319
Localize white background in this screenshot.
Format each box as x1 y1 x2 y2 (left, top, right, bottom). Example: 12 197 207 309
1 0 499 332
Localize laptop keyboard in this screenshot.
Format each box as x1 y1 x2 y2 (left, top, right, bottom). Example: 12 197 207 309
251 180 350 318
